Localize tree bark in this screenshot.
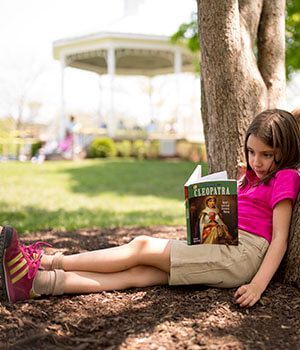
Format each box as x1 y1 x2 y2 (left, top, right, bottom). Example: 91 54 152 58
257 1 286 106
280 115 300 287
197 0 285 177
197 0 300 286
277 195 300 288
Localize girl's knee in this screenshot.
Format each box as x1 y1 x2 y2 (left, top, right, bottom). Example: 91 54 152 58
129 235 151 250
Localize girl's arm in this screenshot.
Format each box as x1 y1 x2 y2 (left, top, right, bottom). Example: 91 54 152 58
234 199 293 307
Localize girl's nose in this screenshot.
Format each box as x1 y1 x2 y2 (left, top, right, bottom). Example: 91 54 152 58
253 156 262 167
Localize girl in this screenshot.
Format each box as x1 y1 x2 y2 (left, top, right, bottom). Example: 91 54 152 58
1 109 299 307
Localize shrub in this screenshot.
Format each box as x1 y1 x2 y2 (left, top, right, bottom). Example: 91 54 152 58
116 140 132 157
31 141 44 157
132 139 147 159
176 140 207 162
146 140 160 158
176 140 191 159
8 142 19 159
199 143 207 162
88 137 117 158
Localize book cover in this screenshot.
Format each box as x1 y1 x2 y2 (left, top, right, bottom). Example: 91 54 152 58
184 165 238 245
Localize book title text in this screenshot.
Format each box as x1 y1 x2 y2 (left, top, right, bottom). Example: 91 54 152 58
193 186 231 197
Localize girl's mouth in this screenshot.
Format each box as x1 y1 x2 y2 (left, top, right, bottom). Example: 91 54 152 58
255 170 265 176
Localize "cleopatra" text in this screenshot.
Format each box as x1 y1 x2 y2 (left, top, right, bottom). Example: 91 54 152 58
194 186 230 197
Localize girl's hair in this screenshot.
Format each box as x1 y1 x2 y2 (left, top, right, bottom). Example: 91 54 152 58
242 109 300 186
292 108 300 127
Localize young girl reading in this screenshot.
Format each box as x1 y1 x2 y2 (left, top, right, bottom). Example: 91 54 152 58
1 109 299 307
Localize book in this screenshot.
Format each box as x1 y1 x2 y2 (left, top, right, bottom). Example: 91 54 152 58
184 165 238 245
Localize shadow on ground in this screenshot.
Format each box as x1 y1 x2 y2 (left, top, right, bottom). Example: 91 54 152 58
0 202 181 233
1 226 299 350
61 159 201 199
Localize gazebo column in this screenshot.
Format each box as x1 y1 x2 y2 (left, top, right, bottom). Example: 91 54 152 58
60 56 66 141
107 47 116 137
174 49 183 137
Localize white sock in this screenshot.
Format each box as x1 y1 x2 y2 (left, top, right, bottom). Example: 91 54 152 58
33 269 65 295
41 252 64 270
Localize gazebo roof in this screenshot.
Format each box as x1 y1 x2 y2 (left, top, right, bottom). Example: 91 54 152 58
53 32 195 76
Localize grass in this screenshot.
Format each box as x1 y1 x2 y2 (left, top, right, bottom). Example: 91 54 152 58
0 159 208 235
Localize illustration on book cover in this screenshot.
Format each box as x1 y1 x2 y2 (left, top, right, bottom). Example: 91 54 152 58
185 166 238 245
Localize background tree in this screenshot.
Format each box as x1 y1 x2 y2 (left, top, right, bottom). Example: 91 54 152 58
172 0 300 79
173 1 300 287
0 53 45 130
286 0 300 77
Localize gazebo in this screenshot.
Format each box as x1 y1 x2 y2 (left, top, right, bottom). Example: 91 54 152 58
53 31 196 138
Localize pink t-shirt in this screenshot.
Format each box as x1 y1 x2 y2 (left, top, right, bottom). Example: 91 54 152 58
238 169 300 243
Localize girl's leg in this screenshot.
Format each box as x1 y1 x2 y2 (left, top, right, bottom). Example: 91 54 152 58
34 265 168 295
42 236 172 274
64 265 168 294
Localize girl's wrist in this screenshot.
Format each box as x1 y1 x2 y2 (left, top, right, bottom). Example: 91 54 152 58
250 280 267 294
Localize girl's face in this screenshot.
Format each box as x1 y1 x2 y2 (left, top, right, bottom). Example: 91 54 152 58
247 134 277 179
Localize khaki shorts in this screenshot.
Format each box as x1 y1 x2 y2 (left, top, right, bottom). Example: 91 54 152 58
169 230 269 288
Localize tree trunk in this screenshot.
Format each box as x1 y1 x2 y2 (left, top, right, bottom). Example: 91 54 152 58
277 195 300 288
197 0 285 178
279 117 300 287
197 0 300 286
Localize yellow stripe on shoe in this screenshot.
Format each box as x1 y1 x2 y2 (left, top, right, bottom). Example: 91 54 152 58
7 252 23 267
10 258 27 275
12 266 29 284
30 289 40 299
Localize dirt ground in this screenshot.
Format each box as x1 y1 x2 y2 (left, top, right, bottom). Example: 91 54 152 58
1 226 300 350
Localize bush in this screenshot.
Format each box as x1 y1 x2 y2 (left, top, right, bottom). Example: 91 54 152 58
8 142 19 159
88 137 117 158
116 140 132 157
31 141 44 157
146 140 160 159
176 140 207 162
176 140 191 159
132 139 147 159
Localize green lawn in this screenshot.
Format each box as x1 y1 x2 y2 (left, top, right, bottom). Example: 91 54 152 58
0 159 207 235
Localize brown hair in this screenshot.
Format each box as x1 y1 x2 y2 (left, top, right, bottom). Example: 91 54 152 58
292 108 300 128
242 109 300 186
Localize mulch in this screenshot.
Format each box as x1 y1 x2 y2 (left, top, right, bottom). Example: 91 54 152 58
1 226 300 350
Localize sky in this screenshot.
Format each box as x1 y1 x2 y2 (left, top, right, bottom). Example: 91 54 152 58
0 0 298 139
0 0 202 139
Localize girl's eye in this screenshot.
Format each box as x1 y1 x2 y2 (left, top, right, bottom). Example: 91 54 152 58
264 153 273 158
247 149 254 155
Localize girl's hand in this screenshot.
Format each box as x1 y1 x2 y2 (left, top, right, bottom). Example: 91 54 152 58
237 162 247 180
234 283 263 307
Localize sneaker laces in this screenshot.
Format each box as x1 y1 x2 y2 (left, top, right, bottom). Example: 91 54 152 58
22 242 52 259
20 242 52 279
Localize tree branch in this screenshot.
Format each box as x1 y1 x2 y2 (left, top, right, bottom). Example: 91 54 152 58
257 0 286 107
239 0 264 46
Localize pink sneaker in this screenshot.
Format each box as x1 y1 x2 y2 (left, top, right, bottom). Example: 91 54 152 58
0 226 42 303
22 241 51 263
